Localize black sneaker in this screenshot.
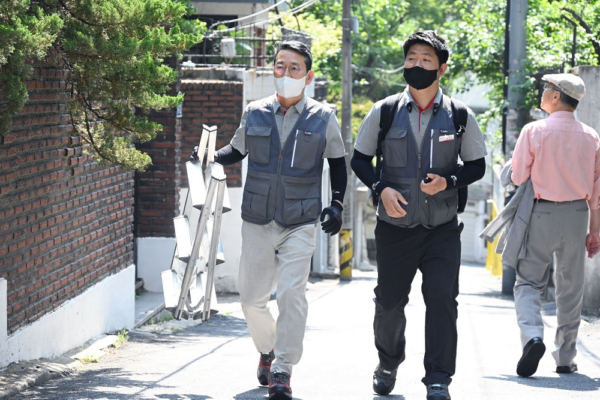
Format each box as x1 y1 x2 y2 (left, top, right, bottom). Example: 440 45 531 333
257 350 275 386
269 371 292 400
426 383 451 400
516 337 546 377
373 364 397 395
556 363 577 373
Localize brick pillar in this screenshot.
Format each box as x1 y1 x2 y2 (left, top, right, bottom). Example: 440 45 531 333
134 59 181 238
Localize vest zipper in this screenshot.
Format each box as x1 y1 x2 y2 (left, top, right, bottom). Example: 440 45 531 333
272 102 309 224
291 130 299 167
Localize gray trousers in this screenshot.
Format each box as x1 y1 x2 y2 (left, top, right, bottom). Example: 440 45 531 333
514 199 588 366
238 220 316 375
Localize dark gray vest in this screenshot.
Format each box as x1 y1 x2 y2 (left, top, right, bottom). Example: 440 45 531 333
378 95 461 228
242 96 330 229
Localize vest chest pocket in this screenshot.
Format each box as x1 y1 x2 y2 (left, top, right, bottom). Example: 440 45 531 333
432 129 458 169
242 177 270 219
291 130 320 169
383 128 408 168
282 183 320 226
247 126 272 164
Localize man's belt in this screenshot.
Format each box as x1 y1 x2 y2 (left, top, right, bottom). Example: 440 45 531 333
536 198 585 204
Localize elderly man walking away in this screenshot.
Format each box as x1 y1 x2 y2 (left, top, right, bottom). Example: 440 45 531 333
511 73 600 378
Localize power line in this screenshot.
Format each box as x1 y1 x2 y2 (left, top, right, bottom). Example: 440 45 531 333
207 0 290 30
206 0 320 35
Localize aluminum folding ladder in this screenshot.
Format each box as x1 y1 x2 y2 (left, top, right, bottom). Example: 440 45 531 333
161 125 231 321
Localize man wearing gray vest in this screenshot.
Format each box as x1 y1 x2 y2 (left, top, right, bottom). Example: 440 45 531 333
212 41 347 400
351 31 487 400
510 74 600 378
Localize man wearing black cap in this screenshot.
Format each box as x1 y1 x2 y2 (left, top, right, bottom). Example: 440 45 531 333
351 31 487 399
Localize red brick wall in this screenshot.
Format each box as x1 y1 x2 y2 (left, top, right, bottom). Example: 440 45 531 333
180 80 244 188
133 109 181 238
133 57 181 239
0 62 134 335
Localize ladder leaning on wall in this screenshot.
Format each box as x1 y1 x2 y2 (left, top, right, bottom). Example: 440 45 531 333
161 125 231 322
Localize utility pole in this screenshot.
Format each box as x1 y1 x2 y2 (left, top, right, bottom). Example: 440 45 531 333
505 0 529 156
339 0 353 281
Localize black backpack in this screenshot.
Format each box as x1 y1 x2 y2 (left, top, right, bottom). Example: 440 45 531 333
373 93 469 214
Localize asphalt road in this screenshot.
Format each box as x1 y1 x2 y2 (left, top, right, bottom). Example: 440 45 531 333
9 263 600 399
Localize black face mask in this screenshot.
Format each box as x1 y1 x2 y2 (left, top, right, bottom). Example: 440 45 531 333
403 66 439 90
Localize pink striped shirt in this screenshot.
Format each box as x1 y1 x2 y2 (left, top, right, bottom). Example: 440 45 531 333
512 111 600 210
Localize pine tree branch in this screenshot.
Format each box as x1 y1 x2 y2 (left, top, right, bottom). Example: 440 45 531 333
56 0 100 27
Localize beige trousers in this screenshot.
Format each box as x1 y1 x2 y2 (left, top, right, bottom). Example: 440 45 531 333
514 200 588 366
238 220 316 375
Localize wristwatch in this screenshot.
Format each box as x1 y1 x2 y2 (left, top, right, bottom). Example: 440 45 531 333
450 175 457 186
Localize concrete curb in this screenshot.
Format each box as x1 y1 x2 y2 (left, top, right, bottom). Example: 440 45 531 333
0 334 119 399
0 356 79 399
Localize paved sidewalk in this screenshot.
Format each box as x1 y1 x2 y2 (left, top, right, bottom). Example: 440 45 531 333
3 263 600 399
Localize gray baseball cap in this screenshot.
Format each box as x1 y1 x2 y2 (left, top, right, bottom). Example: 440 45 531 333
542 73 586 101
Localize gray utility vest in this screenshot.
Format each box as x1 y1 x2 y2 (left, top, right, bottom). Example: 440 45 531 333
242 96 331 229
379 94 461 228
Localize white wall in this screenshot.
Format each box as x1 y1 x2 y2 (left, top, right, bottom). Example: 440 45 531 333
136 237 177 292
0 266 134 368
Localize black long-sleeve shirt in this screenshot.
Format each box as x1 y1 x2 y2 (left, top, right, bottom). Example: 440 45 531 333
351 149 485 195
215 144 347 203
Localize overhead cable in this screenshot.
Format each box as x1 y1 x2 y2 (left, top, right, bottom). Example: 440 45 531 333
207 0 320 35
207 0 290 30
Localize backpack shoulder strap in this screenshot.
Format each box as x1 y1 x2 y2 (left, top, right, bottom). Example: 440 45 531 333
449 97 470 214
375 93 403 180
450 97 468 137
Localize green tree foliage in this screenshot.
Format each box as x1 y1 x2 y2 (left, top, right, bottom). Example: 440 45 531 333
0 0 205 171
268 12 342 94
0 1 63 132
442 0 600 134
287 0 456 100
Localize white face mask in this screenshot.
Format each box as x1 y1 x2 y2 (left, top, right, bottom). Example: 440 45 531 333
274 74 307 99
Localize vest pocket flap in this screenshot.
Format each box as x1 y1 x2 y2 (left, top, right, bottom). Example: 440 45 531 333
284 184 320 200
386 128 408 139
245 177 270 195
247 125 272 137
383 128 408 168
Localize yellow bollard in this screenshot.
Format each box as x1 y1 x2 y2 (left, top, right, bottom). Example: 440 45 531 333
485 201 503 276
339 229 353 281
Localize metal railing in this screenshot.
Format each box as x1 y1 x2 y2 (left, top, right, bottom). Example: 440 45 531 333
184 25 312 69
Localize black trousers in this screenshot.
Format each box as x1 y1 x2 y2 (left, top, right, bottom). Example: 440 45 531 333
374 217 462 386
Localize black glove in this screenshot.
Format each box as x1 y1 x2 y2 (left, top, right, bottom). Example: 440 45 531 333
190 146 214 164
190 146 199 162
320 201 343 235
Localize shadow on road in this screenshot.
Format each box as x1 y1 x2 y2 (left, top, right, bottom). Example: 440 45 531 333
485 373 600 391
233 387 267 399
233 387 304 400
373 394 406 399
11 367 189 399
